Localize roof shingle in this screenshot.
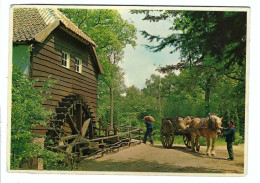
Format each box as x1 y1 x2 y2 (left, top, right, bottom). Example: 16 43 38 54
13 8 97 47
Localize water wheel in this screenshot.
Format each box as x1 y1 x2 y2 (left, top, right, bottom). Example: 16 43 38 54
160 120 174 148
47 94 96 159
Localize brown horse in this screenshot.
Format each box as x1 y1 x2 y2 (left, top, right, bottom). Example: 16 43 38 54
189 114 223 156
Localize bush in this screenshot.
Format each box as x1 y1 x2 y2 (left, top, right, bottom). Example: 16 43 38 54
234 132 244 145
11 65 67 170
198 138 207 146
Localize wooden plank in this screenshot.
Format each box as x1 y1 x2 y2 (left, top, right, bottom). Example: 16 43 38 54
42 96 97 117
32 70 98 91
33 129 47 135
35 85 98 103
74 103 82 131
67 113 78 134
35 79 97 97
42 100 59 107
58 101 72 108
35 86 73 98
35 40 97 74
33 48 98 80
49 29 90 53
63 125 72 133
42 104 56 111
81 118 91 139
32 68 97 94
79 104 83 130
61 134 79 141
32 55 98 83
40 39 94 67
32 54 96 82
39 28 101 76
41 93 97 109
33 45 61 63
37 44 96 76
55 107 68 113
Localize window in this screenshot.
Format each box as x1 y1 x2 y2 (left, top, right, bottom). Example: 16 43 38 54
75 58 82 73
62 51 70 68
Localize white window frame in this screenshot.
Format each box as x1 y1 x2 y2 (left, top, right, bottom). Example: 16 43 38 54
61 51 70 69
75 57 82 73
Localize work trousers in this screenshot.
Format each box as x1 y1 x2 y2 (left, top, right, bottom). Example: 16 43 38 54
143 131 154 145
227 142 234 160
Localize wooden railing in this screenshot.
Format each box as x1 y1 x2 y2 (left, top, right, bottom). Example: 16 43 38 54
48 125 144 165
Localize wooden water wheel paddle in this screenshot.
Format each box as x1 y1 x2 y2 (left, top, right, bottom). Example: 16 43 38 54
47 94 95 158
46 94 144 167
160 120 174 148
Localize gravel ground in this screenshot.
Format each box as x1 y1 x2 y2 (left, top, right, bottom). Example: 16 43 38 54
78 143 245 174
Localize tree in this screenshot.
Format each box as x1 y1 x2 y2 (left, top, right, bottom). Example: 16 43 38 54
60 9 137 126
132 10 246 126
11 65 66 170
132 11 246 76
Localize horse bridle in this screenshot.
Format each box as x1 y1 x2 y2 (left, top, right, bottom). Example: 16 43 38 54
209 116 222 132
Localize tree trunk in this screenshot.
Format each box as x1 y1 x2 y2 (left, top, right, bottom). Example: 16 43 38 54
204 77 212 115
205 86 210 115
110 87 114 127
158 79 162 115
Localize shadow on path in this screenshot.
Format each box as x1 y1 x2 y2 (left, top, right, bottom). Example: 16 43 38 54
78 158 227 173
151 144 227 161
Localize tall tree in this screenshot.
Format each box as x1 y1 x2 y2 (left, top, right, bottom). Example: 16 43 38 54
132 10 246 75
131 10 246 115
60 9 137 126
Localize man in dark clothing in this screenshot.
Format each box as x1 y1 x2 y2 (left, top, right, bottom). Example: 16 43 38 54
143 117 154 145
221 121 235 161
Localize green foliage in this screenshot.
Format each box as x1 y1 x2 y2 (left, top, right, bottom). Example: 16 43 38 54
234 132 244 145
41 149 70 170
131 10 246 140
11 65 67 170
59 8 137 87
198 138 207 146
58 9 245 146
135 11 246 73
59 9 137 126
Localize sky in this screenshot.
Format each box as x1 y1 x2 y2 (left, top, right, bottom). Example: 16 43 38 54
118 9 180 89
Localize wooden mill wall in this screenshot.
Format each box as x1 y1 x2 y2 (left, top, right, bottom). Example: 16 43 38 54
31 28 99 119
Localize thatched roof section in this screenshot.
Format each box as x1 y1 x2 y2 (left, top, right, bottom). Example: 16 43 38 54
13 8 104 74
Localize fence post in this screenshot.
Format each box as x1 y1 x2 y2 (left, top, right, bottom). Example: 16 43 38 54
105 125 110 137
114 125 120 141
139 129 141 143
98 118 104 137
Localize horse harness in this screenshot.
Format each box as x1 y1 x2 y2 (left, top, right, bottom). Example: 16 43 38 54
198 117 221 132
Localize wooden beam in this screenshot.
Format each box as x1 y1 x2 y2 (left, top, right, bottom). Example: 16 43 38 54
75 104 83 131
61 134 79 141
67 113 78 134
79 104 82 130
81 118 91 139
34 20 60 43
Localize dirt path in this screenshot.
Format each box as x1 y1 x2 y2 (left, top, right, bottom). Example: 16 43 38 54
78 143 245 174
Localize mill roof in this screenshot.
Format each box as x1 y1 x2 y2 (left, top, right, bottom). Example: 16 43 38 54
13 8 103 74
13 8 97 46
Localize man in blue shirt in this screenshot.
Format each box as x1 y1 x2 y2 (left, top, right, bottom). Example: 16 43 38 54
221 121 236 161
143 117 154 145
